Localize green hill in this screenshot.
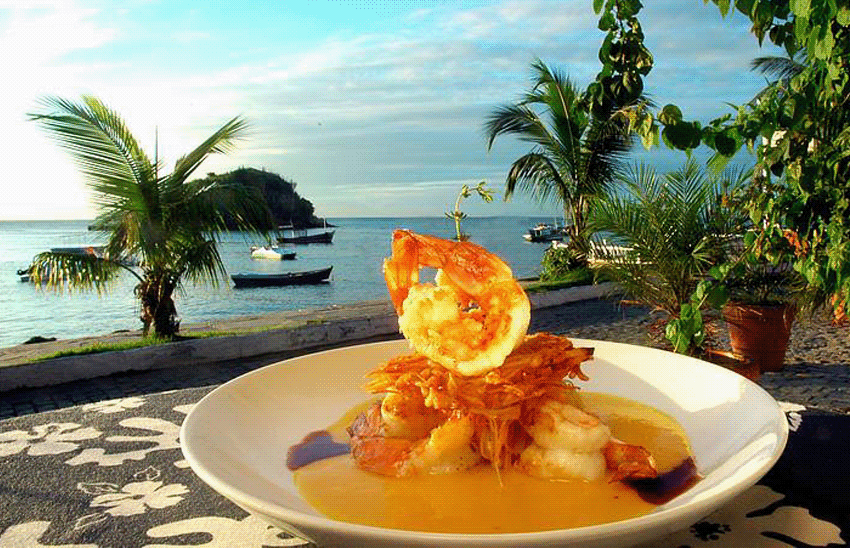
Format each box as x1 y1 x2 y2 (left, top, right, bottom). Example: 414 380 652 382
198 168 327 229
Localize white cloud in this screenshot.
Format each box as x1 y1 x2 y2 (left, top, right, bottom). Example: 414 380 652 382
0 0 783 219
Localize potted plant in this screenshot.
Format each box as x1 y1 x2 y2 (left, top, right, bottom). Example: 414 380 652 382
686 213 805 375
720 245 801 373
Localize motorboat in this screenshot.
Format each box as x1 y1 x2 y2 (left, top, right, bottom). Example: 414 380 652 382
231 266 333 288
276 222 335 244
276 229 334 244
523 223 567 242
250 246 296 260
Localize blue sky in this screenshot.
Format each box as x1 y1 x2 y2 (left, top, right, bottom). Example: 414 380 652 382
0 0 783 220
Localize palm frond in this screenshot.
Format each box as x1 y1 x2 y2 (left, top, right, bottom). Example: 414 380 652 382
484 105 553 150
29 96 154 208
750 52 806 81
173 238 227 287
527 59 576 120
504 152 565 203
170 116 249 185
589 160 739 315
174 178 273 236
28 251 122 294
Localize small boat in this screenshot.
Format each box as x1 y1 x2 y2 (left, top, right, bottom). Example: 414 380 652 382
555 239 635 263
231 266 333 288
250 246 296 260
523 223 567 242
47 246 139 266
277 229 335 245
276 221 335 245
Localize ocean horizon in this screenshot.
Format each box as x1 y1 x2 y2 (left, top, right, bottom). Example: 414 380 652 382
0 216 559 348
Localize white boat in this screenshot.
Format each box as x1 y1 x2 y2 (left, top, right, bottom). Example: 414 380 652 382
523 223 566 242
553 240 635 263
250 246 296 261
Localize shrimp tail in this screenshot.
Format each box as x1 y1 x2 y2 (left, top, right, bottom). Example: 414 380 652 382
603 439 658 482
347 401 385 438
348 402 417 476
350 436 418 477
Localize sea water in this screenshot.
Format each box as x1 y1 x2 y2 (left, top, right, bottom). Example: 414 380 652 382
0 217 559 348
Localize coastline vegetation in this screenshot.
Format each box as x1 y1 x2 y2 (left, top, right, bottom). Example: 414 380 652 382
27 96 273 340
485 59 647 264
18 1 848 364
30 325 298 362
514 0 849 357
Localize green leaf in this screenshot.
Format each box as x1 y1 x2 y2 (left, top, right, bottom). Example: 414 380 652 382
662 122 701 150
717 0 730 16
735 0 755 16
598 11 615 30
838 6 850 25
714 131 738 156
658 104 683 124
795 15 810 44
813 28 834 60
593 0 604 14
665 304 705 354
789 0 811 17
641 124 659 150
706 284 730 308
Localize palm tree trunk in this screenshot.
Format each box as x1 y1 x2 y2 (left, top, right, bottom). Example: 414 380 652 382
567 199 591 263
137 275 180 338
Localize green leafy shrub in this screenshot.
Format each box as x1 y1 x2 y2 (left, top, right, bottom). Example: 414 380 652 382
540 246 585 281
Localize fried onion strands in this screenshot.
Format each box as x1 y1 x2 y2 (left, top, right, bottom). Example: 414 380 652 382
364 332 593 469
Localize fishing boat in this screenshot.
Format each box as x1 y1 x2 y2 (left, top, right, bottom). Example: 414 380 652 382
276 222 335 244
50 246 105 257
231 266 333 288
276 229 334 244
523 223 567 242
250 246 296 260
48 246 139 266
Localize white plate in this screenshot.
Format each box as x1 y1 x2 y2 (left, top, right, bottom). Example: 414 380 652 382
180 338 788 548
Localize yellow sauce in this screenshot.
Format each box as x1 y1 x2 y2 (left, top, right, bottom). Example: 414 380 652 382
293 392 694 534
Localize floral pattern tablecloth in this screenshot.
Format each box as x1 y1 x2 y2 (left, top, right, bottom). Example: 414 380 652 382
0 388 847 547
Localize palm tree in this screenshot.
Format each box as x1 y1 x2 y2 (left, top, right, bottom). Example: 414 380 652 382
484 59 642 260
28 95 272 338
588 159 751 351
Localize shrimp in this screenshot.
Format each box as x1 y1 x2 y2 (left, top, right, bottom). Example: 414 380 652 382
519 399 657 482
383 229 531 376
348 401 482 477
380 392 444 439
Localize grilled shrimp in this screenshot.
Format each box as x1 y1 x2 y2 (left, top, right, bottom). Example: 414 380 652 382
519 399 657 482
348 401 482 477
383 229 531 376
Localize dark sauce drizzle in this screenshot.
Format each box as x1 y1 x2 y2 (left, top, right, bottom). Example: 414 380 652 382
628 457 701 504
286 430 350 470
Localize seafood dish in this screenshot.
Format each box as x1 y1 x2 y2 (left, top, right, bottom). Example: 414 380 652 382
287 230 699 533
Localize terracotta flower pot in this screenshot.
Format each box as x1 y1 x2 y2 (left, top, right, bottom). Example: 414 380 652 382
722 302 796 372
